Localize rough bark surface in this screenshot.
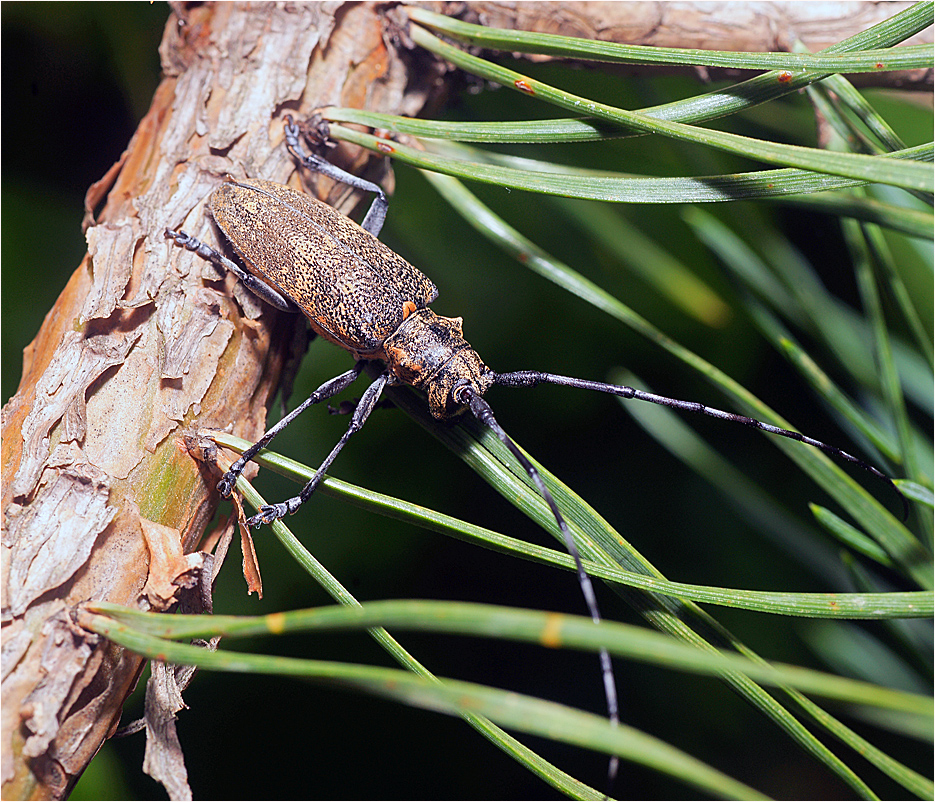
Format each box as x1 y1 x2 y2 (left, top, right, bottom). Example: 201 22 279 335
462 1 932 86
1 1 928 798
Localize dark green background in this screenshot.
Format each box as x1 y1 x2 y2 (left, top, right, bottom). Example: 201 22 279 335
3 3 931 799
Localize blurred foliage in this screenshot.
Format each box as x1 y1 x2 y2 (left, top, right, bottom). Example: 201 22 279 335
2 4 931 800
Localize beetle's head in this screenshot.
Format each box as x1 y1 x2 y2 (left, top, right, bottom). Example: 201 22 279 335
382 308 494 418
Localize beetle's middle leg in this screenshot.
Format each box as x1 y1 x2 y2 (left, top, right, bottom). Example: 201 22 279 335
244 369 392 528
218 360 369 498
166 228 298 312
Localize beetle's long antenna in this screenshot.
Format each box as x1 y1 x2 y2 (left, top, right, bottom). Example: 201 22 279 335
456 384 620 789
494 370 909 521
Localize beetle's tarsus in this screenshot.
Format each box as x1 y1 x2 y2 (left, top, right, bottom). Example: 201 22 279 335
217 474 236 498
246 504 286 528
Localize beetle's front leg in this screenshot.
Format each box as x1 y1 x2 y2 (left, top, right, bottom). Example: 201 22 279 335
217 361 370 498
246 369 391 527
166 228 298 312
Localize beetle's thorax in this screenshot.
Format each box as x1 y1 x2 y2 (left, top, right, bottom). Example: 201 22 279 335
382 307 493 419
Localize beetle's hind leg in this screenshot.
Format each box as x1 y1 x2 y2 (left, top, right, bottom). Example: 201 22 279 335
283 115 389 238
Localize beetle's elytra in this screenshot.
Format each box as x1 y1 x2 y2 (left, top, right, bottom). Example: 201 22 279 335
211 180 434 353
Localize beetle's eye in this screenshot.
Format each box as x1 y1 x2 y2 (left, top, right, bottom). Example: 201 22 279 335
450 380 472 405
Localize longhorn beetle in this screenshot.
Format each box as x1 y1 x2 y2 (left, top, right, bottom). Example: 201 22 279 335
167 116 907 784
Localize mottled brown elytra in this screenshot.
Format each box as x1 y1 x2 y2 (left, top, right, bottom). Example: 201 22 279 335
166 115 907 788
